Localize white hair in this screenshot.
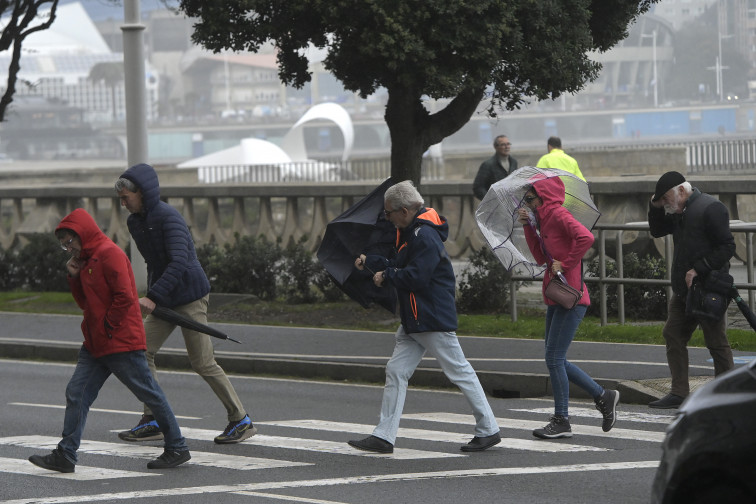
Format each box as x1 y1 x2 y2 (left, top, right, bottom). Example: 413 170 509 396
384 180 424 211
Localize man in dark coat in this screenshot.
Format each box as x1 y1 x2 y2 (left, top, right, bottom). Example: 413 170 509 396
647 171 736 409
115 163 254 444
472 134 518 199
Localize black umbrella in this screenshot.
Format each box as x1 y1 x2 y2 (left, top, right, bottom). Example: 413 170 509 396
151 306 241 344
317 178 397 313
731 288 756 332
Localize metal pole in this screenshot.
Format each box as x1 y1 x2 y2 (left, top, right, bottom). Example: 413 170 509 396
121 0 148 291
652 30 658 108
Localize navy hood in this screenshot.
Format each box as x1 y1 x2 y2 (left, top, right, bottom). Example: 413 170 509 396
120 163 161 213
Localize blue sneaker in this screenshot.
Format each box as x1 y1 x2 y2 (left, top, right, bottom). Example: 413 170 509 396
118 414 164 442
214 414 256 444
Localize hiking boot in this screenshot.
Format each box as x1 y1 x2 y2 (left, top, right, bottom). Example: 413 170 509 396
214 414 257 444
118 414 164 442
595 389 620 432
28 448 75 473
147 449 191 469
532 415 572 439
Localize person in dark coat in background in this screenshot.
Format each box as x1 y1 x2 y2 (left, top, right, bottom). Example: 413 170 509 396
115 163 254 444
472 135 519 200
347 180 501 454
28 208 190 473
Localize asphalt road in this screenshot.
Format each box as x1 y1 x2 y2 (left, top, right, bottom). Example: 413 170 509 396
1 358 668 504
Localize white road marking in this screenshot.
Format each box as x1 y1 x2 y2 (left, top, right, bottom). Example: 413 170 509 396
8 402 201 420
0 461 660 503
401 412 665 442
0 456 155 481
259 419 607 453
231 492 350 504
176 427 464 460
510 407 676 424
0 436 310 470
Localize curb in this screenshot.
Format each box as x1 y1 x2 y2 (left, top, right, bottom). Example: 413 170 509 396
0 339 660 405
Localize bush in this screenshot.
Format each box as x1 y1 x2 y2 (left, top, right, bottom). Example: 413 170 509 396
586 252 667 320
280 236 321 304
4 234 69 291
198 233 283 300
456 247 513 314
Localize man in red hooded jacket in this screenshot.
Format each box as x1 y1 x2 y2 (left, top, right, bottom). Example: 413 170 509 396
28 208 190 473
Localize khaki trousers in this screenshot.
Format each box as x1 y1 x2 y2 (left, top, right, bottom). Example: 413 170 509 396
143 294 245 422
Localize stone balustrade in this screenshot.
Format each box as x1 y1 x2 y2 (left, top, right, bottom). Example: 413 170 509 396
3 176 756 261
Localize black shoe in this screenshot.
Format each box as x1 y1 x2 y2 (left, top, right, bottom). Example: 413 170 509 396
28 448 75 473
595 389 620 432
147 449 191 469
118 414 164 442
460 432 501 452
347 435 393 454
533 415 572 439
649 393 684 409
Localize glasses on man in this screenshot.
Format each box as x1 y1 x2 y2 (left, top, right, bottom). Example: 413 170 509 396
60 237 75 251
495 142 511 147
384 208 400 217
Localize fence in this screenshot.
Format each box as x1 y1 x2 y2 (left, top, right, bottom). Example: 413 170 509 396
508 221 756 326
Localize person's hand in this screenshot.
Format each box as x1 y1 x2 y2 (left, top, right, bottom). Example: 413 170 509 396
65 257 81 277
650 196 664 208
685 268 698 288
517 208 530 225
373 270 385 287
354 254 367 270
551 260 563 275
139 296 156 316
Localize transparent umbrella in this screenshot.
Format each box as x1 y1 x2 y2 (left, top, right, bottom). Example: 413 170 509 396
475 166 600 278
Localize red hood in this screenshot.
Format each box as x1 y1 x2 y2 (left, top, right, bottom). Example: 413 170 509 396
55 208 109 259
531 176 565 222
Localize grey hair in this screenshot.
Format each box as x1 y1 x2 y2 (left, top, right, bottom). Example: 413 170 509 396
114 177 138 193
385 180 424 211
677 181 693 195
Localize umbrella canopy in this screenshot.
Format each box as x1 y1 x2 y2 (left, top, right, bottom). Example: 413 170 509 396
151 306 241 344
317 178 397 313
475 166 600 277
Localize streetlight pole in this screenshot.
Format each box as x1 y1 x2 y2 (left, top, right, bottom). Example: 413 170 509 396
641 30 658 107
717 28 732 101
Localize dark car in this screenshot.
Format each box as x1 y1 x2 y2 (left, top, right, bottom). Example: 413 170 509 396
651 359 756 504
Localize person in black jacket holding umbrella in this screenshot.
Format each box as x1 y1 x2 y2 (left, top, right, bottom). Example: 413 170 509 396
347 180 501 454
115 163 254 444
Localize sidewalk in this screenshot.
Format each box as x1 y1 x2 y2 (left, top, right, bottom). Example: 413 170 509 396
2 311 754 405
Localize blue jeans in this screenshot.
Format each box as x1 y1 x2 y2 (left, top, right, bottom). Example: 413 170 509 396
372 326 499 445
544 305 603 418
58 346 188 464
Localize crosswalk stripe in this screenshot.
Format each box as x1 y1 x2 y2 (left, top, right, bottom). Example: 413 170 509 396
177 427 464 459
0 456 155 481
9 402 201 420
258 419 608 453
510 407 676 425
0 461 661 504
401 412 665 442
0 436 310 470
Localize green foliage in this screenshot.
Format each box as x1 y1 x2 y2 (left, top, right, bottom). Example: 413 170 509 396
280 236 321 304
197 233 282 300
456 247 512 314
586 252 667 320
313 265 347 302
0 234 69 291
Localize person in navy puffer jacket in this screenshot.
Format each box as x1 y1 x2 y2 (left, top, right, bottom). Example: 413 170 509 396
115 163 254 445
347 180 501 454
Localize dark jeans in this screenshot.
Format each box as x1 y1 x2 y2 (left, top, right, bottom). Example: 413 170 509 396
58 346 188 464
663 294 734 397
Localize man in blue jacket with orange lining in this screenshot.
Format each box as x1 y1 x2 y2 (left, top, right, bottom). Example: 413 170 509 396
347 180 501 454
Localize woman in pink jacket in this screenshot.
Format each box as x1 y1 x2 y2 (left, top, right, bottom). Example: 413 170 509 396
517 176 619 439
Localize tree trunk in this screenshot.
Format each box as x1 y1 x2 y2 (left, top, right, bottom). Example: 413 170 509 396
385 86 486 186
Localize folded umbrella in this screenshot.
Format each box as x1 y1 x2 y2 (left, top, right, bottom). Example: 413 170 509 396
151 306 241 344
731 288 756 332
317 177 397 314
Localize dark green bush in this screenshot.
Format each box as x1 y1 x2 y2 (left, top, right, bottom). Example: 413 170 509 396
280 236 321 304
586 252 667 320
456 247 512 314
7 234 70 291
198 233 282 300
313 265 347 302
